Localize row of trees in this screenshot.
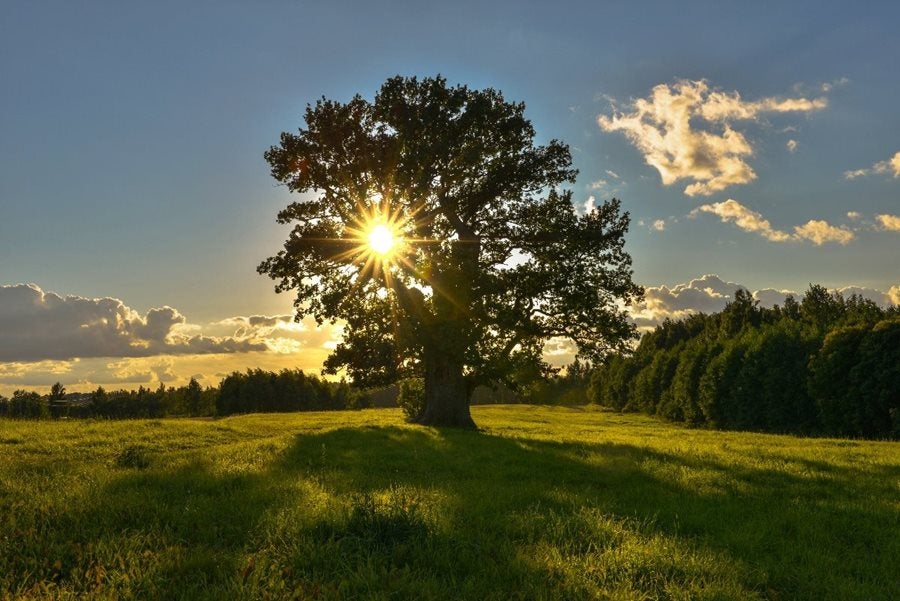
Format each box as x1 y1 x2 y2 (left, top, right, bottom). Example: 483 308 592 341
589 286 900 439
0 369 363 420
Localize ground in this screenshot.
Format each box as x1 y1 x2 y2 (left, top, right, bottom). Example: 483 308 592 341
1 406 898 599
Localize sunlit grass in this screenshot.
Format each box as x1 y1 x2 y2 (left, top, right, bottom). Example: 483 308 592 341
1 406 898 599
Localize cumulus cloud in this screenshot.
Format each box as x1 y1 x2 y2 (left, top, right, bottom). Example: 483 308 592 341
836 286 900 307
787 139 798 153
0 284 267 362
80 358 179 385
211 314 343 355
691 199 793 242
598 80 827 196
629 275 747 329
875 213 900 231
0 287 344 394
890 286 900 306
651 219 666 231
844 151 900 179
793 220 855 245
629 274 898 331
0 360 74 387
582 195 596 214
0 350 339 396
691 199 854 245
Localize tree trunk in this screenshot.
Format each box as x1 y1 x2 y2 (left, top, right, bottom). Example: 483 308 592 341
415 345 476 429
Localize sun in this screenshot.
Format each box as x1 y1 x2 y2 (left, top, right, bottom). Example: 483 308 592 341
368 223 396 256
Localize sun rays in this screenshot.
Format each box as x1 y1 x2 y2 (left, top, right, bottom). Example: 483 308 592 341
332 199 415 289
367 223 397 256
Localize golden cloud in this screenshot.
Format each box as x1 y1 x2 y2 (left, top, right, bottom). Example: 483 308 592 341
691 199 793 242
875 213 900 231
844 151 900 179
599 80 827 196
691 199 854 245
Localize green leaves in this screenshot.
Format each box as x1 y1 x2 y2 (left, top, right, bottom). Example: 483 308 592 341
260 76 640 395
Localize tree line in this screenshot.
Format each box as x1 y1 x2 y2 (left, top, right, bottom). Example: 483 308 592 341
0 369 364 420
589 285 900 439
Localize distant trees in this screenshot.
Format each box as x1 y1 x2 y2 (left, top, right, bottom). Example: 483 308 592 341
3 390 49 419
216 368 350 415
0 369 362 420
590 285 900 439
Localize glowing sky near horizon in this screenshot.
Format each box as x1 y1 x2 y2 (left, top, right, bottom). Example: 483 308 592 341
1 1 898 393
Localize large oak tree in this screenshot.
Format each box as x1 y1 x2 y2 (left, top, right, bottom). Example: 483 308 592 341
260 76 642 428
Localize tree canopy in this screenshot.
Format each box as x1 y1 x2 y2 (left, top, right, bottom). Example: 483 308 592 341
260 75 642 427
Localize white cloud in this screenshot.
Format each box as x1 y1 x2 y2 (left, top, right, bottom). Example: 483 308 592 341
820 77 850 93
598 79 827 196
605 170 621 179
875 213 900 231
629 274 748 330
589 179 608 190
691 199 854 245
844 151 900 179
844 169 868 180
582 195 596 214
651 219 666 231
836 286 900 307
0 284 267 362
787 139 798 152
629 275 898 331
753 288 795 309
846 211 861 220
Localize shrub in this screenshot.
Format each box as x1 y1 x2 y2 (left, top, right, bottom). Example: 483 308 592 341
397 378 425 420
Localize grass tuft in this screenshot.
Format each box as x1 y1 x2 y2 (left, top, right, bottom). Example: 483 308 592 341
114 444 152 469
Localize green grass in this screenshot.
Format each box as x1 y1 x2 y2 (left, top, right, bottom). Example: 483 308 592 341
1 406 898 600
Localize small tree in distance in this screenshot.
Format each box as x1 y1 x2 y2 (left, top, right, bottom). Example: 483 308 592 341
260 76 642 428
49 382 66 401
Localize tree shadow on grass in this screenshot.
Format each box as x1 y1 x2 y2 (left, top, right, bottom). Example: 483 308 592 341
273 426 899 600
10 460 276 600
12 425 898 600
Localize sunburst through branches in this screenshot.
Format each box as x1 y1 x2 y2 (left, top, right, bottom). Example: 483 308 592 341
336 201 413 287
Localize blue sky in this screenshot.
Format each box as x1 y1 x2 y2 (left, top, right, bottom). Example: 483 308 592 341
1 1 898 393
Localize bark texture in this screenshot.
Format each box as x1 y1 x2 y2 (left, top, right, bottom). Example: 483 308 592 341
414 344 475 429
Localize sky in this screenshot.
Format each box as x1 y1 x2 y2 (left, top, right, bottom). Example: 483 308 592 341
1 1 898 394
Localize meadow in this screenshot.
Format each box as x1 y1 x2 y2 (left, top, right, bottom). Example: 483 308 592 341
1 406 898 600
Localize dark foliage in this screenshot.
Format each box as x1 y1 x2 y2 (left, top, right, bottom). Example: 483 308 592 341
216 368 353 415
259 75 642 427
590 285 900 439
2 390 49 419
2 370 363 420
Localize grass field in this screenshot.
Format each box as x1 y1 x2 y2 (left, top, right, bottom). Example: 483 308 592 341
1 406 898 600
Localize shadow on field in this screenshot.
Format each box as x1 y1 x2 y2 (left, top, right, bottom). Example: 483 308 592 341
31 425 898 599
31 460 277 598
272 426 899 599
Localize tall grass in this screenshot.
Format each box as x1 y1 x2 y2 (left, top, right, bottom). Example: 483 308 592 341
1 406 897 599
